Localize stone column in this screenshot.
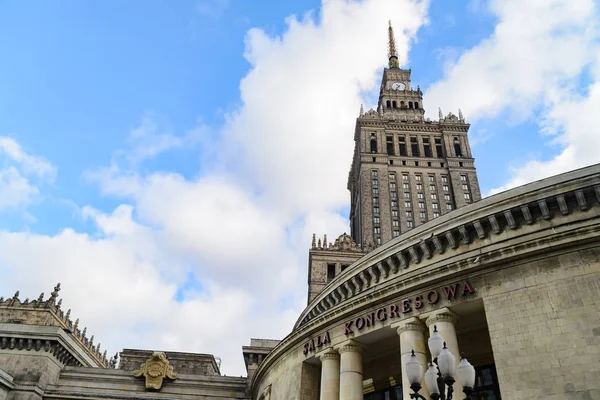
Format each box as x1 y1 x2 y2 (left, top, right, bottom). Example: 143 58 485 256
392 318 430 400
426 307 462 394
318 349 340 400
338 340 363 400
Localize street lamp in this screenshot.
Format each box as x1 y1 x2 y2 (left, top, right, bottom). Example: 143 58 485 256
405 325 476 400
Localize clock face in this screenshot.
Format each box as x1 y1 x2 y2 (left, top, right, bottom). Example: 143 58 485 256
391 82 406 90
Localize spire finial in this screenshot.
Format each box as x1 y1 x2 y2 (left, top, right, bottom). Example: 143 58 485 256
311 233 316 249
459 108 464 121
360 104 364 117
388 20 399 68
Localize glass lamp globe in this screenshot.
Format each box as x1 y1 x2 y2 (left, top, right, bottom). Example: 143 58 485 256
428 325 444 359
424 362 440 394
456 355 476 388
437 343 456 378
405 350 424 385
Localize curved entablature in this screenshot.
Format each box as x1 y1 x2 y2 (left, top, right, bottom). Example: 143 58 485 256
251 164 600 397
296 165 600 329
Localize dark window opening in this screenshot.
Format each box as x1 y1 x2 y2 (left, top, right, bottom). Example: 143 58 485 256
415 161 419 166
415 102 419 109
399 137 407 156
386 136 394 155
402 160 406 165
372 157 376 162
386 100 391 108
410 137 419 157
435 138 444 158
428 162 432 167
370 139 377 153
454 141 463 157
327 264 335 282
389 160 394 165
409 101 413 109
423 138 432 157
459 162 463 167
400 101 406 109
392 100 397 109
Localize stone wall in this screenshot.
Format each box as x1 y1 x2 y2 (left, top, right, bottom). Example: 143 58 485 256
484 246 600 399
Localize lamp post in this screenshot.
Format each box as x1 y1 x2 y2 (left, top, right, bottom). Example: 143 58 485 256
405 325 476 400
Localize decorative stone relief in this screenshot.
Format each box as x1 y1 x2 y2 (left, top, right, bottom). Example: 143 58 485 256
133 352 178 390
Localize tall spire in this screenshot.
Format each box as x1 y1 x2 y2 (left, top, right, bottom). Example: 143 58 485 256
388 20 399 68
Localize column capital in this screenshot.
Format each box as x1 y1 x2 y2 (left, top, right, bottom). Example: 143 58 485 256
391 317 427 335
337 340 363 354
317 348 340 361
425 307 459 327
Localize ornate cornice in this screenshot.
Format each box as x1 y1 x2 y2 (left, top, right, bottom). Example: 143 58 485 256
0 336 83 367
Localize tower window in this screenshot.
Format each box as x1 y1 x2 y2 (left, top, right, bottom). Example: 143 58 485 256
393 230 400 237
374 227 381 234
409 101 413 109
386 100 391 108
386 136 394 155
327 264 335 282
407 221 414 228
370 138 377 153
454 137 463 157
415 102 419 109
392 101 397 109
423 138 432 157
410 137 420 157
371 170 378 177
435 138 444 158
399 136 407 156
400 101 406 109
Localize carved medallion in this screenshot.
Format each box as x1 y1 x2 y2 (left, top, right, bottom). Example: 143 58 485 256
133 352 178 390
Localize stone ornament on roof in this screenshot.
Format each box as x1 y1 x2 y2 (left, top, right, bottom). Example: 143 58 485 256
133 352 178 390
331 233 363 252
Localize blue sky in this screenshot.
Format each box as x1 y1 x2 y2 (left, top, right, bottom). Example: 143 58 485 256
1 0 599 375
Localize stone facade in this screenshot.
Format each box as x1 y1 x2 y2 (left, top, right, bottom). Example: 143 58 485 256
347 66 481 249
307 233 366 304
252 163 600 400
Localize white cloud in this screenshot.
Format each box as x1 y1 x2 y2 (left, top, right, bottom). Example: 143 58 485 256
425 0 598 123
0 0 430 376
0 137 56 210
423 0 600 195
0 137 56 181
0 166 39 209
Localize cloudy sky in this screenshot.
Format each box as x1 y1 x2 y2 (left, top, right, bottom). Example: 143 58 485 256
0 0 599 376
